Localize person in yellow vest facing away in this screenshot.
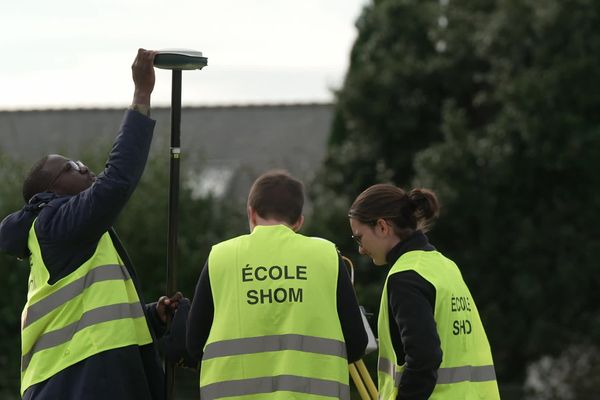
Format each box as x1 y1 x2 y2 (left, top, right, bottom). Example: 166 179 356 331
348 184 500 400
0 49 189 400
187 170 368 399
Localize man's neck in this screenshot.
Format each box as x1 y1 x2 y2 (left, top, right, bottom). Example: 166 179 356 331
253 218 292 230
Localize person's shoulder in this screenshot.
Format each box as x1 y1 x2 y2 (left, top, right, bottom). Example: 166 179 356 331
297 234 338 253
306 235 333 244
210 234 249 251
31 195 72 228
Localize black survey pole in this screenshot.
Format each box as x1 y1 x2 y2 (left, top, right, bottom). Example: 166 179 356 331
154 49 207 400
165 68 182 400
167 69 182 297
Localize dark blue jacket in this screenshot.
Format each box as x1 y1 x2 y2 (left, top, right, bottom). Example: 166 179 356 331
0 110 169 400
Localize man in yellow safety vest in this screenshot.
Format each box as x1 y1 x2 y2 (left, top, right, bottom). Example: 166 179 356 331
0 49 188 400
187 170 368 399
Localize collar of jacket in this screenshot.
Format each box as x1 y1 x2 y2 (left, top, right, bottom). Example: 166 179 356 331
385 230 436 266
0 192 63 258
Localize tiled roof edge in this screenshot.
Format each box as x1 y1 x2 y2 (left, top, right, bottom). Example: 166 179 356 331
0 101 333 113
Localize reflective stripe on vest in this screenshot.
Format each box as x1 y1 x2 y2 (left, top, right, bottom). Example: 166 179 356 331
378 357 401 387
203 334 347 360
378 356 496 386
201 225 349 399
22 301 145 371
21 226 152 395
23 264 130 329
202 333 350 399
201 375 350 400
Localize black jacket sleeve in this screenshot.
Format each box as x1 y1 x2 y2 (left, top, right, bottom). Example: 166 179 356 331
186 261 213 363
160 298 197 367
336 255 368 363
388 270 442 400
145 302 167 339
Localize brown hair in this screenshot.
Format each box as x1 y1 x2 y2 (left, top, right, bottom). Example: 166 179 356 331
348 184 440 239
248 170 304 225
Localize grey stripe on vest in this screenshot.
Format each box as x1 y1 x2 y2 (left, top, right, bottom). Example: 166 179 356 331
21 302 144 371
203 334 347 361
437 365 496 384
378 357 402 387
379 357 496 389
23 264 131 328
201 375 350 400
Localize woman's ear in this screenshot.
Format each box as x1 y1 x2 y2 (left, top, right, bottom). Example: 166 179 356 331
376 218 390 235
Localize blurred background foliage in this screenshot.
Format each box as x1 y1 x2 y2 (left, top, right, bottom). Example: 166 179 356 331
308 0 600 398
0 154 30 397
2 0 600 398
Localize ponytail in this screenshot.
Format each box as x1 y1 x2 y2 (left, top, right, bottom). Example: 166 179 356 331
408 188 440 233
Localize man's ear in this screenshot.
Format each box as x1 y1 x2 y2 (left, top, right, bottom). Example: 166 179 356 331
247 206 256 231
292 215 304 232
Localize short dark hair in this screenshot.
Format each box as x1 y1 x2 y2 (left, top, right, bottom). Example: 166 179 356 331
348 184 440 239
22 156 51 203
248 170 304 225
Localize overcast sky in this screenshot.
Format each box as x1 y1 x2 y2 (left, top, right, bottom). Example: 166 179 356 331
0 0 369 110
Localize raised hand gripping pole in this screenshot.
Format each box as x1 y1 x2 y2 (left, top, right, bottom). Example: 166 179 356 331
154 49 208 400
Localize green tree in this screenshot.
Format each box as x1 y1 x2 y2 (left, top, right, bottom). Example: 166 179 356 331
309 0 600 393
414 0 600 384
0 153 29 398
318 0 494 198
309 0 497 327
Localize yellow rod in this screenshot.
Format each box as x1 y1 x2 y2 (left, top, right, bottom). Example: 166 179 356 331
356 359 378 399
349 363 371 400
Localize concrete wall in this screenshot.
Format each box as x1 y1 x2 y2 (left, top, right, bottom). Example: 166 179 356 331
0 103 334 199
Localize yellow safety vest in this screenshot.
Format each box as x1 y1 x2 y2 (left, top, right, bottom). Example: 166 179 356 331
20 221 153 395
200 224 350 400
378 250 500 399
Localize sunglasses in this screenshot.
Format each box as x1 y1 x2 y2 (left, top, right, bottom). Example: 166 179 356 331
46 160 86 192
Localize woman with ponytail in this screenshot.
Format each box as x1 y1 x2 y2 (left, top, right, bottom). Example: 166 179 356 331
349 184 499 400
